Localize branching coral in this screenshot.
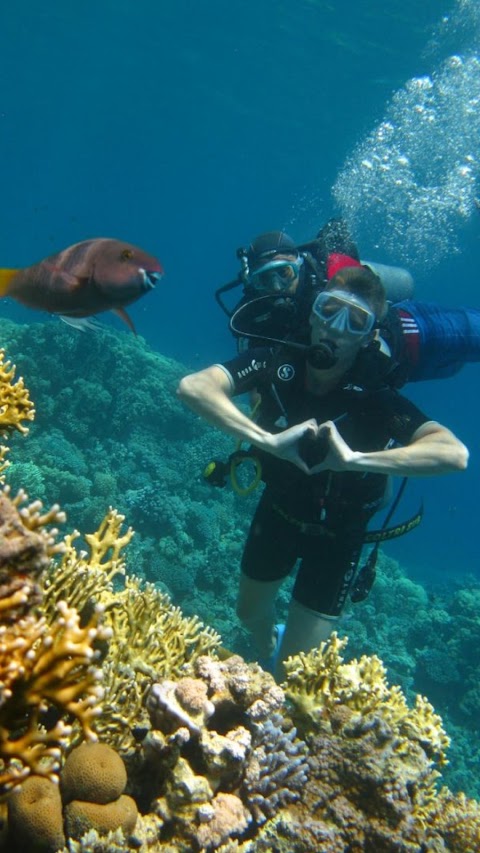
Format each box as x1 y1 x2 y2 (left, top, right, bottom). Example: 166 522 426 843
0 349 35 438
0 349 35 482
283 632 450 766
243 712 309 825
273 633 470 850
0 487 108 794
42 508 222 755
0 350 111 797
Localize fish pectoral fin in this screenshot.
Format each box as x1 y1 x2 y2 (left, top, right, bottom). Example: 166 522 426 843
44 264 90 291
0 269 20 296
113 307 137 334
59 315 103 332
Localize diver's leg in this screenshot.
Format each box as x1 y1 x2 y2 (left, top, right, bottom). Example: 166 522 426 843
238 493 298 658
236 574 284 658
274 527 363 679
273 599 337 678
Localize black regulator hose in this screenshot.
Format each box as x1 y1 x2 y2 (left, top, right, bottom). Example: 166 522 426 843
229 296 339 370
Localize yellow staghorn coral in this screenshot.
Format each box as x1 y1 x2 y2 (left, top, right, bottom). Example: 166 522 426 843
0 483 109 794
43 508 222 755
430 788 480 849
283 633 390 720
0 597 108 793
0 349 35 483
283 633 451 767
0 349 35 437
0 448 9 486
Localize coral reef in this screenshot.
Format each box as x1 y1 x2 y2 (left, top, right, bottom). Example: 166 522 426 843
1 324 480 850
0 375 106 794
0 486 108 793
7 775 66 851
60 743 127 805
0 319 250 655
342 551 480 796
61 744 137 843
42 508 222 756
140 654 306 851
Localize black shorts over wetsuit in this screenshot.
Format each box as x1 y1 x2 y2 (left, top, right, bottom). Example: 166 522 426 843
217 347 430 617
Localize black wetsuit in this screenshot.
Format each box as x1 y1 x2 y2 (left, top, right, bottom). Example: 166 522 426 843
218 347 430 617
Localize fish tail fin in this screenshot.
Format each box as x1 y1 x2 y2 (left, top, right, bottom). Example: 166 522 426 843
0 269 19 296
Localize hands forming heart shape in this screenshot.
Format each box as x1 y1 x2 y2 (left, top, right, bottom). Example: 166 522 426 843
267 419 356 475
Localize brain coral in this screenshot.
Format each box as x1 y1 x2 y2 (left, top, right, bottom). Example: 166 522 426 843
60 742 127 805
60 742 138 844
63 795 138 842
7 775 66 852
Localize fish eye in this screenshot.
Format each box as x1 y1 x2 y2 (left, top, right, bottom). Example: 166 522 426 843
120 248 134 261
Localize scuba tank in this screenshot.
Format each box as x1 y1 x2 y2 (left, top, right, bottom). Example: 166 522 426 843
360 260 414 304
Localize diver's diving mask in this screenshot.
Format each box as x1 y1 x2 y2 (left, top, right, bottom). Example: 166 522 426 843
311 289 376 336
248 256 304 293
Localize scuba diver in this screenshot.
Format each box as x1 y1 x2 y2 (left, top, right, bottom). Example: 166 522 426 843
179 265 468 677
215 219 480 389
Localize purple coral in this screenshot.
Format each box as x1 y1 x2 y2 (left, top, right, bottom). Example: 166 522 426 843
242 712 309 825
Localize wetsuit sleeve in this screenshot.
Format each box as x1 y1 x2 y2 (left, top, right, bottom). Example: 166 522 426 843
368 389 431 445
215 347 272 396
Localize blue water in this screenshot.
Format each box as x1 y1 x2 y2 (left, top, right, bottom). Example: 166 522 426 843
1 1 478 581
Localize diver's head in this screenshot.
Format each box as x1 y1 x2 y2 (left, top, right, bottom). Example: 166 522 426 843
244 231 303 295
308 265 385 369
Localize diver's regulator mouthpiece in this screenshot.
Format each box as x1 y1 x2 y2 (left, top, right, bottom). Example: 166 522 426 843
306 340 337 369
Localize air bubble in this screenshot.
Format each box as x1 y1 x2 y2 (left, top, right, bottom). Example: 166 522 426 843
333 35 480 268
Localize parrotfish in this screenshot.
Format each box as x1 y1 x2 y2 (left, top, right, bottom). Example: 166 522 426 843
0 238 164 333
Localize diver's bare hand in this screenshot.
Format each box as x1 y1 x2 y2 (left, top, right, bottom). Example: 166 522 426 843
264 419 318 474
309 420 358 473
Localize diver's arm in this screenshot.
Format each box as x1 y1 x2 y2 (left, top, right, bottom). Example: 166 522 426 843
313 420 468 476
178 366 316 472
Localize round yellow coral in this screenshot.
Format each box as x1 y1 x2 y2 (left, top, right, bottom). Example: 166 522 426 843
60 742 127 805
63 794 138 841
7 775 66 852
